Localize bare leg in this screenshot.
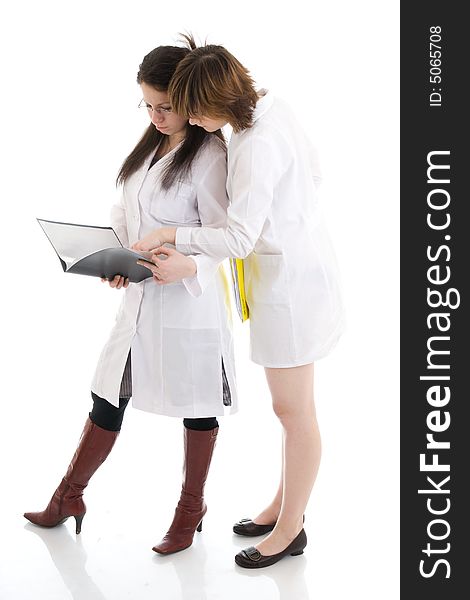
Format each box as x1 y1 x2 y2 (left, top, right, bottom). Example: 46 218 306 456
255 363 320 556
251 435 284 525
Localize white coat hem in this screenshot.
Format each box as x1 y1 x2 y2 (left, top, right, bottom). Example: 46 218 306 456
250 315 346 368
90 385 120 409
131 402 238 418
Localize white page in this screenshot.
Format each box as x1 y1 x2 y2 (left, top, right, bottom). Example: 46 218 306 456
37 219 122 268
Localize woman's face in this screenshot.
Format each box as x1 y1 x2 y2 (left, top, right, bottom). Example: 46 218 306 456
188 115 228 132
140 82 187 136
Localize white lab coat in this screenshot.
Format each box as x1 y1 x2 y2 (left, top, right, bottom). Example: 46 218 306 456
176 91 345 367
91 136 237 417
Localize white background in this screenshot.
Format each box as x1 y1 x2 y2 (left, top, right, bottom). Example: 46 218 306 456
0 1 399 598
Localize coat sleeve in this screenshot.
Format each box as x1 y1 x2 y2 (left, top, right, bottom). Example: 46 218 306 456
110 190 129 248
182 146 229 297
176 133 280 259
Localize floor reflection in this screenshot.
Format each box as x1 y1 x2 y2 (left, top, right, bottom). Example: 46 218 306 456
24 521 311 600
152 537 209 600
235 551 310 599
24 523 106 600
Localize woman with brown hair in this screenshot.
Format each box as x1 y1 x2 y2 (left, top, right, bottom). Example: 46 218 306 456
133 41 345 568
24 38 237 556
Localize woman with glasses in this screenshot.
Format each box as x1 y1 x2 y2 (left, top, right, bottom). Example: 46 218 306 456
133 41 345 568
24 37 237 556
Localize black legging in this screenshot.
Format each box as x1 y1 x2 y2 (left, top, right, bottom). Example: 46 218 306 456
89 391 218 432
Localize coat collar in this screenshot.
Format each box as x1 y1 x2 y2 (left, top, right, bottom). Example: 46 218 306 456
252 89 274 123
132 138 183 195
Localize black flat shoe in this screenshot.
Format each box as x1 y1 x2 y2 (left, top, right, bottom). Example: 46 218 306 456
233 518 276 536
234 529 307 569
233 514 305 537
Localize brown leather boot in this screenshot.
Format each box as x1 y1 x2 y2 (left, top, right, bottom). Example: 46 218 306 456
24 417 119 534
152 426 219 554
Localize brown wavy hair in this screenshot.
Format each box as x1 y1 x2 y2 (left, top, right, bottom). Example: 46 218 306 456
169 40 258 133
117 35 225 189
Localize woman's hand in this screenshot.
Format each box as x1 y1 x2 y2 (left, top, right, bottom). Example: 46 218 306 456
101 275 129 289
136 247 196 285
132 227 176 252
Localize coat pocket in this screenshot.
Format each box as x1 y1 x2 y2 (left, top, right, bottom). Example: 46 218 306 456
162 327 222 412
245 252 289 305
150 181 200 225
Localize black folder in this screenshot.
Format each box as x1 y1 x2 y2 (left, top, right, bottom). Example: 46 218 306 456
37 218 154 283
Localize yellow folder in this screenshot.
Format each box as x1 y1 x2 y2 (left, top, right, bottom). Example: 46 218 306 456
229 258 249 322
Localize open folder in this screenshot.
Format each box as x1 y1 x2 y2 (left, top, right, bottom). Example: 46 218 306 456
229 258 249 322
37 218 154 283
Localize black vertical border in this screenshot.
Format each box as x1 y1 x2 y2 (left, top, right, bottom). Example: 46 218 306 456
401 2 469 597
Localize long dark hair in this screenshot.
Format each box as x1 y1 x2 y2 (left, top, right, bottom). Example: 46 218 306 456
117 35 224 189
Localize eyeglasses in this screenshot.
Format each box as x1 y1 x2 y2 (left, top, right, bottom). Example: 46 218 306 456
138 99 173 114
